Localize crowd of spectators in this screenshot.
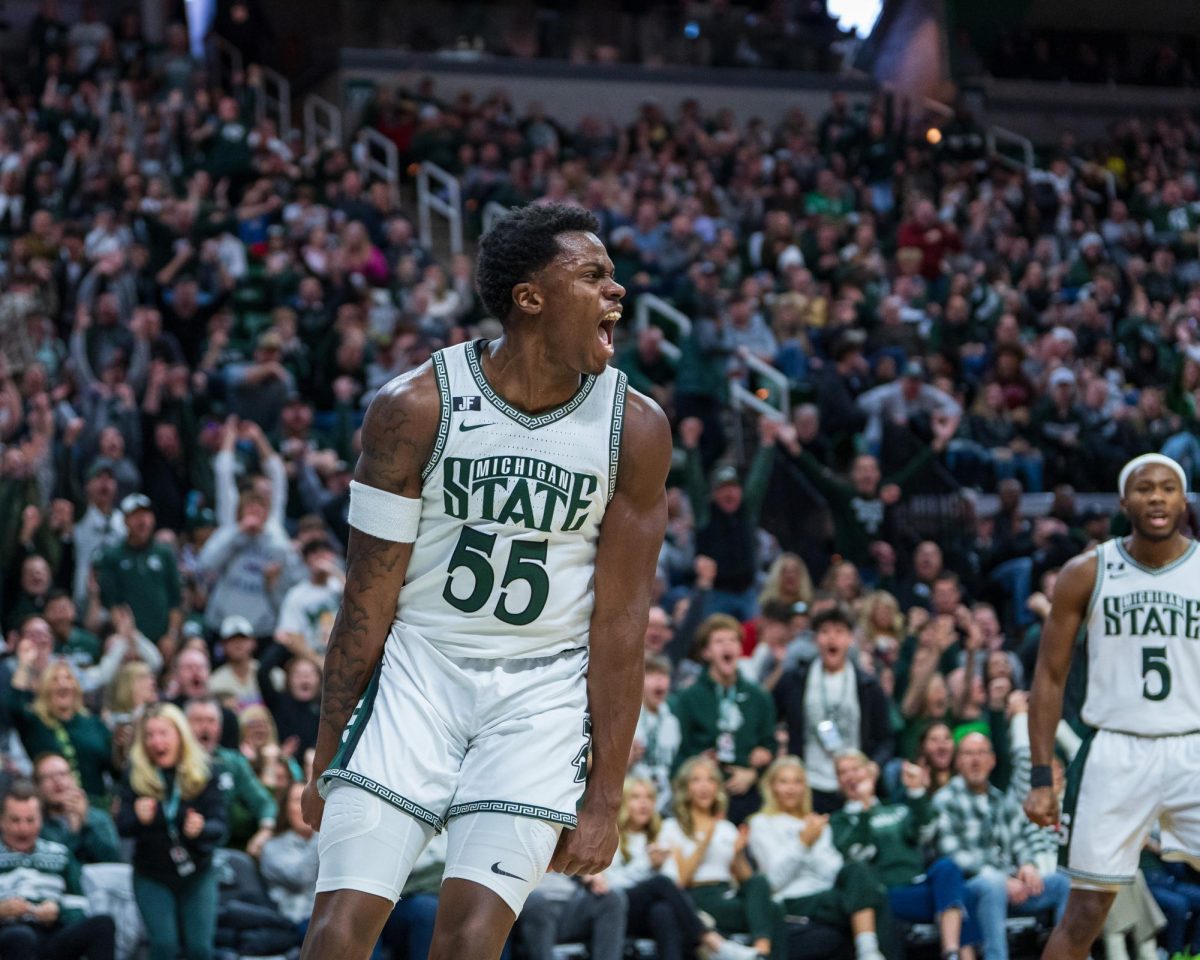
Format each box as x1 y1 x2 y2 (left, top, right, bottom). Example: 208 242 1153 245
2 2 1200 960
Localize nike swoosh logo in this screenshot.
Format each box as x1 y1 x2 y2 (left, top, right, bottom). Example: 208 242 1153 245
459 422 493 432
491 861 524 881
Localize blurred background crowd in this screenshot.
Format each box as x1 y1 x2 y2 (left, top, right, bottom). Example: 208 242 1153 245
0 0 1199 959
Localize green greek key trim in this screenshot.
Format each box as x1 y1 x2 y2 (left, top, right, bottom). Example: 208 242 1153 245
319 769 444 832
1059 725 1096 872
326 660 382 772
467 340 596 430
1114 538 1197 576
446 800 578 828
422 351 453 481
607 370 628 503
1084 543 1105 622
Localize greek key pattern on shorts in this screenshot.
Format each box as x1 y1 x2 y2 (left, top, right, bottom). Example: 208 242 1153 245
446 800 578 828
321 768 445 831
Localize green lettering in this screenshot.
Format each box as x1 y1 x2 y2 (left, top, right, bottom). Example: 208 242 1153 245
1143 606 1167 637
476 477 508 521
1103 597 1121 636
562 474 599 532
497 479 536 527
443 458 472 519
534 484 569 532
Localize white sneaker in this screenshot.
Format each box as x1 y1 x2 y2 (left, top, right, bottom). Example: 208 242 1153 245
711 940 761 960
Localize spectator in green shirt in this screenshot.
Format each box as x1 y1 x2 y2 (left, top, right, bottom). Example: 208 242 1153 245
42 591 101 670
95 493 182 656
34 752 121 864
0 781 116 960
669 613 776 823
9 660 114 804
184 697 277 856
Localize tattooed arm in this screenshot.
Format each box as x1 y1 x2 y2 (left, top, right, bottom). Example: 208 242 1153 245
301 365 439 830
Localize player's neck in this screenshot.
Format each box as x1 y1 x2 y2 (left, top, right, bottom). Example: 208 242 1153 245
479 334 584 415
1125 531 1191 569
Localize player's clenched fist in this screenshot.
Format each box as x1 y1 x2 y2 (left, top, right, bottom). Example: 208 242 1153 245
1023 786 1059 827
549 806 619 876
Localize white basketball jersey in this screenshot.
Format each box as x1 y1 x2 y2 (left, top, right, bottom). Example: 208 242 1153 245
1083 537 1200 735
394 339 628 659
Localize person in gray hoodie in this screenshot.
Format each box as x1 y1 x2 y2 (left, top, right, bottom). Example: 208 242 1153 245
196 491 296 639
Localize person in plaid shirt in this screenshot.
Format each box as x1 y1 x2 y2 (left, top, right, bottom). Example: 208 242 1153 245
933 733 1069 960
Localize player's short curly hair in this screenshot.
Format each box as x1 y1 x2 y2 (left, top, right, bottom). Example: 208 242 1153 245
475 204 601 323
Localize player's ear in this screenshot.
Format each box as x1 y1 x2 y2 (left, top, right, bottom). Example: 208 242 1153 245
512 281 543 317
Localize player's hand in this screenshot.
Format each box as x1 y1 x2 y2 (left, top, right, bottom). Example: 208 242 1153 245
550 803 619 876
301 779 326 832
1023 786 1059 828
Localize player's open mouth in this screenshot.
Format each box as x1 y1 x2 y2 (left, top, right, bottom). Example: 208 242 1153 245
1147 513 1169 527
598 310 620 348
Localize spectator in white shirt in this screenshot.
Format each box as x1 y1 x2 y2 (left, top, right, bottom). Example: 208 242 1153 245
629 656 681 811
748 756 886 960
658 757 777 957
208 616 261 712
275 539 343 662
605 777 758 960
72 463 124 606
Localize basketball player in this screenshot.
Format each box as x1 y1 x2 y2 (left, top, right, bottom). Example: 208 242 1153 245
298 204 671 960
1025 453 1200 959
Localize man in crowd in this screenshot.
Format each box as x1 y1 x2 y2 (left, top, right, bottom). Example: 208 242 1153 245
0 781 117 960
934 733 1069 960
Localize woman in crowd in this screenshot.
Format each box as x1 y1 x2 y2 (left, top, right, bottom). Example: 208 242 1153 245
260 780 319 937
821 561 863 610
9 658 114 803
606 776 759 960
658 757 777 958
758 553 814 611
238 704 302 795
747 757 887 960
116 702 226 960
257 643 322 754
106 660 159 768
856 591 904 675
832 750 979 960
915 721 956 792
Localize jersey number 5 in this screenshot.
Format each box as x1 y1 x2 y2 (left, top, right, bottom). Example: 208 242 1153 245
1142 647 1172 702
442 527 550 625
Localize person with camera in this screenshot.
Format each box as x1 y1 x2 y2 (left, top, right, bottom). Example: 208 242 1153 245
115 703 226 960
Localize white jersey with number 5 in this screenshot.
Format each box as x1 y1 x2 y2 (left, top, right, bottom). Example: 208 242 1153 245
1083 537 1200 735
394 339 628 659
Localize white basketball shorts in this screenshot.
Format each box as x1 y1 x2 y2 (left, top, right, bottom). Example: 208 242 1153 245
319 620 591 832
1061 728 1200 887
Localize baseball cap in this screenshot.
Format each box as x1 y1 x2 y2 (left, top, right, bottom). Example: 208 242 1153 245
711 465 741 490
1048 368 1077 389
220 615 255 641
120 493 153 515
902 359 924 379
86 460 117 480
257 330 283 351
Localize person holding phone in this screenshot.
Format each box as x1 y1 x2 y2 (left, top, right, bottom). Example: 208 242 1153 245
115 703 226 960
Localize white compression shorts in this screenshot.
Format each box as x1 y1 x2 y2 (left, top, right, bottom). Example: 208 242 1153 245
316 780 562 915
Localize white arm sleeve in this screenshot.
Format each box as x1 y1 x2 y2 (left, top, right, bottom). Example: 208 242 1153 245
348 480 422 543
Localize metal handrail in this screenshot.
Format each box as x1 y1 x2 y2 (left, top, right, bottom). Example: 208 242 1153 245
738 347 790 420
634 293 693 355
417 162 464 256
482 201 509 235
255 65 292 140
355 128 399 197
304 94 343 152
986 125 1035 171
731 384 786 422
208 34 243 86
